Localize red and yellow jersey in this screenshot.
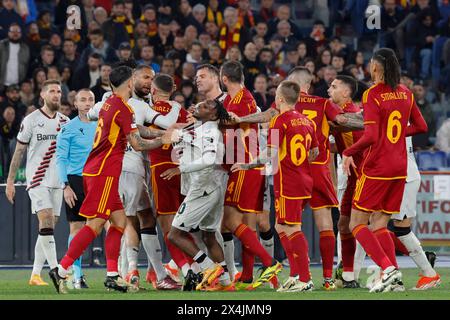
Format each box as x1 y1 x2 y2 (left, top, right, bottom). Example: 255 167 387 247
223 87 259 164
83 94 137 178
294 92 342 164
267 110 318 199
343 83 424 179
332 102 364 174
149 100 188 166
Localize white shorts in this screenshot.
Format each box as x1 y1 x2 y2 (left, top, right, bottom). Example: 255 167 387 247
119 171 151 216
172 187 223 233
263 176 273 212
391 179 420 221
28 186 63 216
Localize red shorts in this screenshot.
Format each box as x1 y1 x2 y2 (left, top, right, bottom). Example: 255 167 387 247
310 163 339 209
275 196 309 225
224 169 264 213
340 175 357 217
151 163 184 215
352 175 406 214
79 175 123 220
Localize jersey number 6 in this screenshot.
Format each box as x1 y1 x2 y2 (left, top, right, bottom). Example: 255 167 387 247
290 133 312 166
93 118 104 149
387 110 402 144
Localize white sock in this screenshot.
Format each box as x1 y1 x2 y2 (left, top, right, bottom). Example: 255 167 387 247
223 237 238 278
336 232 342 267
193 250 215 271
399 232 436 277
181 263 191 276
119 238 128 277
126 246 139 271
260 236 274 258
191 231 208 253
191 262 201 274
32 236 46 276
107 271 119 277
342 271 355 281
141 234 167 281
39 235 58 269
58 264 68 278
353 241 366 281
219 261 231 286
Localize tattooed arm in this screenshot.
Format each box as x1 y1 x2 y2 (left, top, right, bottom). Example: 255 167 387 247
309 146 319 162
6 142 27 204
231 108 279 124
137 124 165 138
127 127 179 151
333 112 364 131
230 145 277 171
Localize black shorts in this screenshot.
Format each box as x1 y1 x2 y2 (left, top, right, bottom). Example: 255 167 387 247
65 175 87 222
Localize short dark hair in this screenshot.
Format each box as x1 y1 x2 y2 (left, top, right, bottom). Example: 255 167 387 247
88 28 103 37
335 75 358 99
153 73 174 94
109 66 133 88
197 64 219 78
288 66 311 77
113 0 125 6
134 64 153 73
221 61 243 83
41 44 54 54
278 80 300 105
42 80 61 90
89 52 102 61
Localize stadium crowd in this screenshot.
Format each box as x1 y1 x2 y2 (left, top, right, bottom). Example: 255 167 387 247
0 0 450 182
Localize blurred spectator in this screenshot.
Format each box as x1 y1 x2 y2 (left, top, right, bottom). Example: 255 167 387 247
19 80 35 106
237 0 255 29
58 100 72 118
60 65 73 93
47 65 69 98
281 45 300 74
186 41 203 68
276 20 297 50
218 6 252 54
117 42 133 62
267 4 301 39
256 0 276 23
380 0 407 61
348 50 368 80
72 52 101 90
269 34 285 69
314 65 337 98
58 39 79 74
435 118 450 152
184 25 199 49
80 29 118 67
102 0 134 49
259 46 275 76
329 36 349 59
400 71 415 90
180 80 195 106
93 6 108 26
28 44 56 77
31 67 46 97
253 74 274 112
0 23 30 92
206 42 223 68
83 0 96 25
161 58 180 89
150 19 174 59
297 41 309 65
191 3 207 33
133 35 148 59
331 53 351 76
414 10 438 79
255 21 269 40
0 106 20 146
137 44 160 72
206 0 224 27
140 4 158 38
412 82 436 148
225 44 242 62
205 20 219 39
242 42 260 91
305 20 328 56
0 0 25 40
36 9 55 41
25 22 41 60
134 20 149 39
253 35 266 51
91 63 111 102
316 47 332 70
181 62 195 82
171 91 186 109
0 84 26 120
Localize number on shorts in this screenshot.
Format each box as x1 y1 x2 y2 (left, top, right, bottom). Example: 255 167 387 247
227 181 235 194
290 133 312 166
92 118 104 149
387 110 402 144
178 203 186 215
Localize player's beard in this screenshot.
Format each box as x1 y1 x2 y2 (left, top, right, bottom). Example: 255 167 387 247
46 100 60 111
134 82 150 99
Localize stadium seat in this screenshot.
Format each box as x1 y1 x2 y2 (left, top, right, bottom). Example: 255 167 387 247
415 151 448 170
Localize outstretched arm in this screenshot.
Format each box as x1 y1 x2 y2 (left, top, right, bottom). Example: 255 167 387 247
232 108 279 124
137 124 165 138
231 145 277 171
334 112 364 131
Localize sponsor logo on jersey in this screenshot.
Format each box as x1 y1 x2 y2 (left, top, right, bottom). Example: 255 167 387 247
37 134 58 141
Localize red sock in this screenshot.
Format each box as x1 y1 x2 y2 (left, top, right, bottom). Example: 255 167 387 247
105 226 124 273
279 232 298 277
61 225 96 270
164 233 189 268
389 231 409 256
289 231 311 282
375 228 398 269
319 230 335 278
240 246 255 282
235 224 273 267
341 232 356 272
352 225 393 270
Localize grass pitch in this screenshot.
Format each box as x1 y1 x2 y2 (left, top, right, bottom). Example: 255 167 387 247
0 267 448 300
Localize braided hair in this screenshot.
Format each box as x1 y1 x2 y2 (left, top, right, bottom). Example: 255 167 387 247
372 48 401 91
206 99 231 127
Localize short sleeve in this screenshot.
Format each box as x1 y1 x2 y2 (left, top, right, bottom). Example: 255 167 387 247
267 116 284 148
17 116 32 144
116 106 137 136
324 100 342 121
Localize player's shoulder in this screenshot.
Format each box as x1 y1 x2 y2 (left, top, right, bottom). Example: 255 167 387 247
362 83 384 102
